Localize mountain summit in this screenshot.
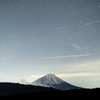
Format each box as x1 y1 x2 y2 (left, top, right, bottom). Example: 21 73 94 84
31 74 82 90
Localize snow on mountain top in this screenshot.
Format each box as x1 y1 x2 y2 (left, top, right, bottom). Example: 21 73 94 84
31 74 82 90
31 74 65 86
44 74 65 83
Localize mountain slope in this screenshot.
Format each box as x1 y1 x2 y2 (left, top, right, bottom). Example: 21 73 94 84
31 74 82 90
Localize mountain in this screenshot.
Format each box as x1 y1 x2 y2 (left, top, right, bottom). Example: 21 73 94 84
31 74 82 90
20 79 29 85
0 82 57 96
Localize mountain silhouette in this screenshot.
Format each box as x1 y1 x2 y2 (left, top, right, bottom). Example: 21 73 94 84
0 82 57 96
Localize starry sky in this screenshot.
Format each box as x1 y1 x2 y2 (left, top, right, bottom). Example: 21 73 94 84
0 0 100 88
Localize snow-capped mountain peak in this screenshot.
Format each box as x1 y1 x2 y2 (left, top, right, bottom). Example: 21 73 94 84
31 74 82 90
31 74 64 87
39 74 64 84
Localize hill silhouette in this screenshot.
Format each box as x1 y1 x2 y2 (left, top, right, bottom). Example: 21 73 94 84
0 82 57 96
0 88 100 100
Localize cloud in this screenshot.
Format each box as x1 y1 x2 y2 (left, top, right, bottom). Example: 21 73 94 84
27 75 44 78
42 54 92 59
72 59 100 70
60 59 100 77
57 59 100 78
71 43 91 50
25 75 45 82
71 43 82 50
26 73 94 80
85 21 100 26
56 73 100 78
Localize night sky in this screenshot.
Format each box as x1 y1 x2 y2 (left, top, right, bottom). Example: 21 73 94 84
0 0 100 88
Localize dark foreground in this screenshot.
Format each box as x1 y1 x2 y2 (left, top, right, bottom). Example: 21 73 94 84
0 88 100 100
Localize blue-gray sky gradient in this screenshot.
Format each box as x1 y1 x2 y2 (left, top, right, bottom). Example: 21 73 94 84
0 0 100 88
